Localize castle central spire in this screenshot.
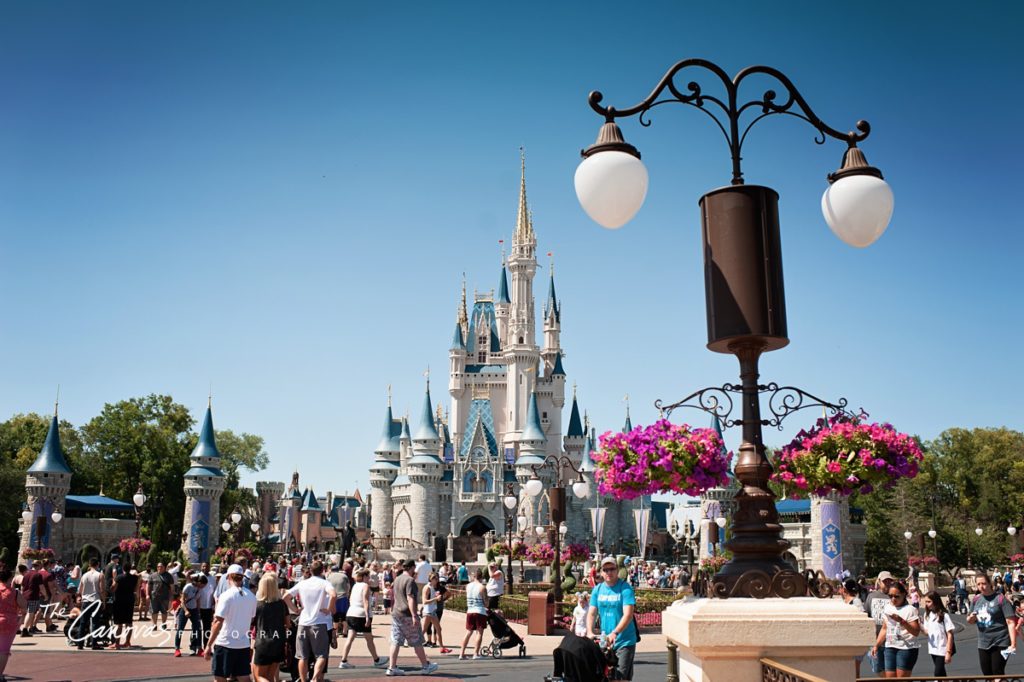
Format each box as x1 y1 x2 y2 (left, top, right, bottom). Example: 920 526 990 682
513 147 534 247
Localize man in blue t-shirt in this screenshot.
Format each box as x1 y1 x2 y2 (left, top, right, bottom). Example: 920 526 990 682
587 556 637 680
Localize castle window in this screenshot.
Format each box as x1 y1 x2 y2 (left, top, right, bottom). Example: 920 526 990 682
542 412 547 419
478 351 486 363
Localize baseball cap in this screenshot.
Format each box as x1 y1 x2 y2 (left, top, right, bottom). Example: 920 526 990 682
226 564 245 576
601 556 618 568
877 571 894 582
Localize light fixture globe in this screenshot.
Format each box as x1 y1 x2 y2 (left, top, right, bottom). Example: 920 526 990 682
822 147 893 248
559 522 568 535
503 494 518 510
903 530 913 540
133 492 146 508
575 151 649 229
221 521 231 532
525 477 544 498
21 510 32 522
975 527 984 536
51 511 62 523
928 529 937 539
230 510 242 524
715 517 727 529
517 515 528 529
572 480 590 499
535 525 545 536
251 522 260 533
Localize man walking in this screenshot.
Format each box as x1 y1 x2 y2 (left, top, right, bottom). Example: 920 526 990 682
77 558 106 650
387 559 438 676
587 556 638 681
327 561 350 641
148 562 175 630
341 522 356 559
285 560 336 682
203 564 257 682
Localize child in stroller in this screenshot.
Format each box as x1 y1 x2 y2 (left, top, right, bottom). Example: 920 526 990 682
479 608 526 658
545 633 617 682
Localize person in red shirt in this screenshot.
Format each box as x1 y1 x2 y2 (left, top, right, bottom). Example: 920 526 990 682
38 559 58 633
19 564 47 637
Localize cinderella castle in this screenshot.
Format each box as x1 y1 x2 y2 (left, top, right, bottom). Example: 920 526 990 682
367 157 643 561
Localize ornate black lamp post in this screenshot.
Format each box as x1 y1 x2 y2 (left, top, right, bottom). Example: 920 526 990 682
576 58 894 599
501 483 519 593
524 456 590 602
132 485 146 538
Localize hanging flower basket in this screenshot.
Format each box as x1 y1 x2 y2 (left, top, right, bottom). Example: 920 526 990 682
527 542 555 566
489 541 511 556
908 555 940 572
510 541 528 560
771 413 924 498
22 547 55 562
560 542 591 564
593 419 732 500
118 537 152 555
698 554 728 576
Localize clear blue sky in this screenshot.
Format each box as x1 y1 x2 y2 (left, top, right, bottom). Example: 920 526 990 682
1 1 1020 499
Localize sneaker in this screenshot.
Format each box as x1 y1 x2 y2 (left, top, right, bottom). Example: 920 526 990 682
440 647 452 654
472 654 483 660
46 624 58 632
458 654 468 660
421 662 439 675
174 649 181 657
385 668 406 676
338 661 354 669
373 657 389 668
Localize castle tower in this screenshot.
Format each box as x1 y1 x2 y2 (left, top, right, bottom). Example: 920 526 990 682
698 413 739 561
20 406 72 561
255 481 285 536
299 487 322 549
495 260 511 345
504 154 540 447
541 264 562 374
407 382 444 545
515 391 548 527
369 398 401 540
181 401 226 563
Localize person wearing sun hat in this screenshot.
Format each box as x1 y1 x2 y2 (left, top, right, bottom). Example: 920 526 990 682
587 557 637 680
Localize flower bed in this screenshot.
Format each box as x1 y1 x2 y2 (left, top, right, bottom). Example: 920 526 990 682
119 537 152 554
22 547 55 562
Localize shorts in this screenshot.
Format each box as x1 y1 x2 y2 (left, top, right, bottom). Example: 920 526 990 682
26 600 40 613
333 597 349 623
487 595 501 610
150 596 169 615
466 613 487 631
390 614 423 647
346 616 371 634
882 646 919 673
297 624 331 661
614 644 636 680
212 645 251 678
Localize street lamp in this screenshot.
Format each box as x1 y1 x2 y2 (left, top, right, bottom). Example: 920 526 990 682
501 483 519 593
525 455 589 602
133 485 146 538
231 509 242 525
50 509 62 524
576 58 893 599
1008 525 1017 557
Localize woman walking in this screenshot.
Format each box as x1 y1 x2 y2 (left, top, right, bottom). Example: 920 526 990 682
922 590 955 677
871 581 921 678
459 569 487 660
109 559 139 649
337 569 387 669
967 573 1018 675
252 572 289 682
0 567 27 682
420 572 446 652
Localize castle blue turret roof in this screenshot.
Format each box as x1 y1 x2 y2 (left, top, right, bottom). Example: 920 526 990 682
544 272 560 323
623 412 633 433
186 405 224 478
581 431 596 473
414 385 440 441
566 394 583 438
551 352 565 377
520 392 546 443
28 413 72 475
300 488 321 511
375 404 402 454
400 417 411 441
450 323 465 350
497 265 510 304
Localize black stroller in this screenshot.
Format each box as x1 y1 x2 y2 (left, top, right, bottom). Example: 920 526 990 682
546 633 617 682
479 609 526 658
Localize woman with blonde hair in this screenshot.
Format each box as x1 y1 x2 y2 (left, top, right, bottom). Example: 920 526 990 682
252 572 288 682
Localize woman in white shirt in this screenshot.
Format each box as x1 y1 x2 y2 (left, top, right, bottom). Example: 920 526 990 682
922 591 955 678
337 569 387 670
459 569 488 660
871 581 921 678
570 592 590 637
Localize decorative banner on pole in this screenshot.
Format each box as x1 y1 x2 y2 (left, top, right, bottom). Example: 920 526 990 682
590 507 606 554
634 507 651 559
820 497 844 579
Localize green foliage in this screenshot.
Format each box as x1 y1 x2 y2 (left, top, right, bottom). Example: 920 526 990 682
561 574 576 592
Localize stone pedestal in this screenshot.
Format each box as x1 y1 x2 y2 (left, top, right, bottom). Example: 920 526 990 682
962 569 978 591
917 571 935 593
663 597 874 682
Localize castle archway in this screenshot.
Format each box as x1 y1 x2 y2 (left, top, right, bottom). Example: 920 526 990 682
459 515 495 536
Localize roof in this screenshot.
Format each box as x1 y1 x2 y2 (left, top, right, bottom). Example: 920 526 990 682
551 352 565 377
516 453 546 466
185 466 225 478
400 417 411 441
65 494 134 512
392 475 410 486
375 405 402 454
580 433 595 473
450 322 465 351
464 364 506 374
544 272 560 323
191 406 223 464
466 300 501 354
567 396 583 438
413 386 440 441
497 265 510 304
520 392 546 443
408 453 443 465
459 399 499 460
300 488 321 511
623 413 633 433
28 414 72 474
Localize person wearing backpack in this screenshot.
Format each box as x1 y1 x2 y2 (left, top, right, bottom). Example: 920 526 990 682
967 573 1018 675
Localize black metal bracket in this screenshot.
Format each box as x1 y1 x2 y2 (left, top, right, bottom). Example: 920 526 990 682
654 382 854 431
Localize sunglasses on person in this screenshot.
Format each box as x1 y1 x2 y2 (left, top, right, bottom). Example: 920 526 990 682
602 566 618 572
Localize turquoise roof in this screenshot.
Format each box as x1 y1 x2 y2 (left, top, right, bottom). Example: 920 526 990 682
459 399 499 459
65 494 133 511
466 301 501 354
465 364 506 374
409 453 443 465
400 417 411 441
450 323 465 351
290 487 303 499
623 413 633 433
566 396 583 437
28 414 72 474
544 272 560 323
375 405 402 454
497 266 510 304
185 466 224 478
191 406 223 463
301 488 321 511
516 453 546 466
392 475 410 486
370 461 401 472
414 386 440 441
581 432 595 473
551 352 566 377
520 392 546 443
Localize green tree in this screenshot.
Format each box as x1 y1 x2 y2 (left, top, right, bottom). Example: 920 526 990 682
213 430 268 528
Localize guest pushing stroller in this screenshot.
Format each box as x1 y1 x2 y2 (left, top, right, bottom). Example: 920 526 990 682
545 633 616 682
479 608 525 658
